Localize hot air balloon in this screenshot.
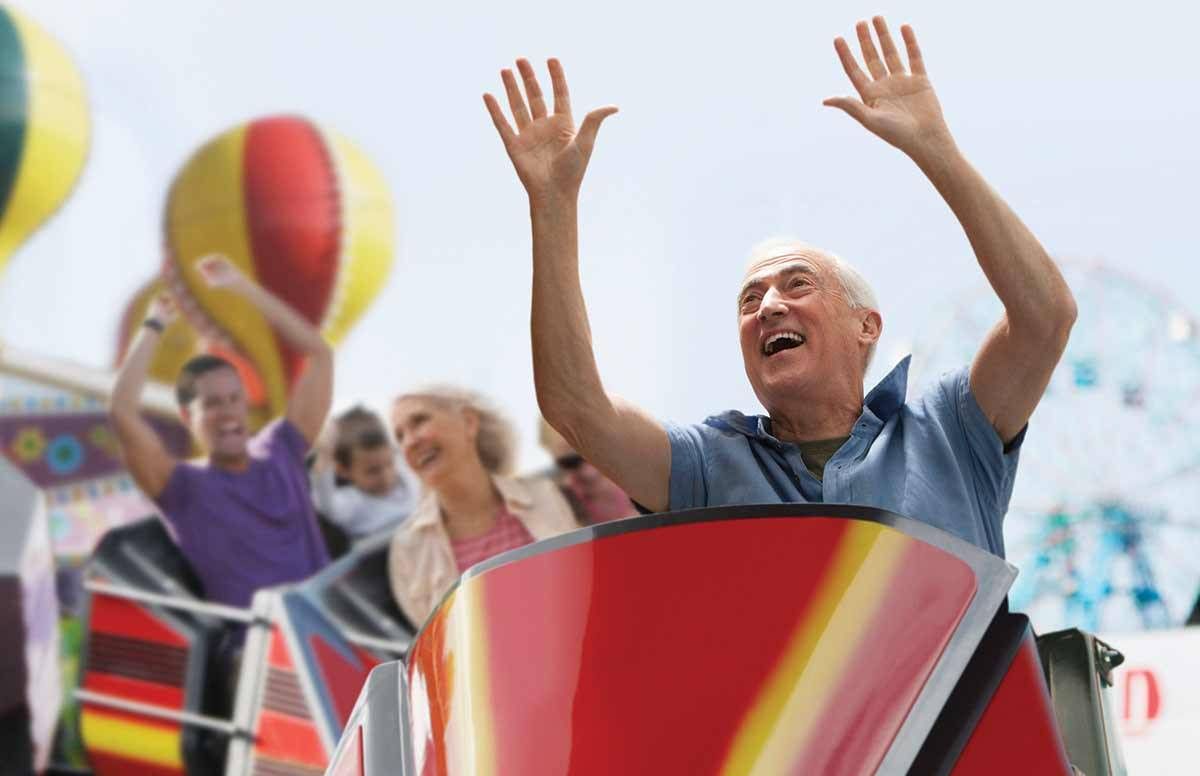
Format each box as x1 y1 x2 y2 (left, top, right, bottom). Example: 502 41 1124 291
0 4 89 277
163 115 394 420
114 276 275 430
114 277 199 387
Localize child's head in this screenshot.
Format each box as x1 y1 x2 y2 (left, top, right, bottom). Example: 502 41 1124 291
333 406 399 496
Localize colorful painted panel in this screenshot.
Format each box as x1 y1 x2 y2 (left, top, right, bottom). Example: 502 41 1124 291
407 513 990 776
0 410 190 488
79 595 190 775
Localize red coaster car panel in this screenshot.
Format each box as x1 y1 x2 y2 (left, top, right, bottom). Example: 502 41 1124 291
406 505 1021 776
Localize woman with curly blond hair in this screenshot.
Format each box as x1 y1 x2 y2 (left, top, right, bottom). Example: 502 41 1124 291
387 385 578 624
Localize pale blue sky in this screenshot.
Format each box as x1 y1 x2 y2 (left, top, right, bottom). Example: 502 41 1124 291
2 0 1196 470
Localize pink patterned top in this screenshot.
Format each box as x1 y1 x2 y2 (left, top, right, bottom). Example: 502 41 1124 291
449 507 536 572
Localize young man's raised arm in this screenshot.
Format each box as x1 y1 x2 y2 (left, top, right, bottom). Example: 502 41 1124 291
824 17 1076 444
109 294 180 499
484 58 671 512
197 255 334 446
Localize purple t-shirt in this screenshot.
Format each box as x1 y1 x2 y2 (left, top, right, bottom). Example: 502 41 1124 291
155 419 330 609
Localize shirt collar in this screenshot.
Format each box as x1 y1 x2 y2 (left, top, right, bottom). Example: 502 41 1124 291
709 355 912 441
411 473 534 529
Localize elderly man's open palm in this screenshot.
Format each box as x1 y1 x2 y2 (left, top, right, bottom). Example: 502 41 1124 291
824 17 953 162
484 59 618 203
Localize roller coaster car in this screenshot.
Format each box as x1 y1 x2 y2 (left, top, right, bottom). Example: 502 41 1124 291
76 518 415 776
326 505 1129 776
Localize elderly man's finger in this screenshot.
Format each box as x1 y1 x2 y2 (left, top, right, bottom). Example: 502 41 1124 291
516 58 547 120
576 106 618 159
501 68 532 129
548 58 572 116
833 37 871 99
872 16 905 75
855 20 887 79
823 96 870 127
901 25 926 76
483 93 517 146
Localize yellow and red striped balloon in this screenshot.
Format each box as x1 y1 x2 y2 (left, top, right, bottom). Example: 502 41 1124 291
163 115 394 418
0 4 90 277
114 277 199 387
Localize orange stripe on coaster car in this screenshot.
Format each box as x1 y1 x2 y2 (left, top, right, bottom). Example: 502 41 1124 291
255 708 327 766
87 594 188 646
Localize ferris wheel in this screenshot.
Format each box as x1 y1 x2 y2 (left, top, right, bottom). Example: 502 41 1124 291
912 260 1200 633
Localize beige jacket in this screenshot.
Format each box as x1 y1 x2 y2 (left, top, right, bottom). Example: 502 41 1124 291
387 474 579 626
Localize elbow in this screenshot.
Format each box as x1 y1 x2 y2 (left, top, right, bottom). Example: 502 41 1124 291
1018 286 1076 355
535 386 606 453
1050 285 1078 349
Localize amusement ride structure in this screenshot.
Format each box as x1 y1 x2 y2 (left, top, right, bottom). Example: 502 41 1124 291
913 261 1200 633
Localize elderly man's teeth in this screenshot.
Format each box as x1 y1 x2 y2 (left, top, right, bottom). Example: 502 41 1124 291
764 332 806 355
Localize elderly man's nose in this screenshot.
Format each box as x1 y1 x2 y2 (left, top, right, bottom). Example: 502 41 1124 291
757 287 787 320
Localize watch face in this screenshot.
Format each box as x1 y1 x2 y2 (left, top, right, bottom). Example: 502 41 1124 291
913 259 1200 633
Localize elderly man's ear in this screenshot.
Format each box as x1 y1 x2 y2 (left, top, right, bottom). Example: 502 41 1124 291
859 310 883 346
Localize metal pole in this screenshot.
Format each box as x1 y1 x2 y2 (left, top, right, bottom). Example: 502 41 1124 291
85 580 256 623
74 689 247 737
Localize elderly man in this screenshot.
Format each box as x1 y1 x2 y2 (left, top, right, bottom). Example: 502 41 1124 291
484 17 1075 556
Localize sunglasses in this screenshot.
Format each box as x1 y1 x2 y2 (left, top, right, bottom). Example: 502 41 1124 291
555 454 585 471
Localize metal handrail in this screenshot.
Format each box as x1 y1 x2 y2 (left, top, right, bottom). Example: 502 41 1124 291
85 580 256 624
341 630 408 655
74 689 248 737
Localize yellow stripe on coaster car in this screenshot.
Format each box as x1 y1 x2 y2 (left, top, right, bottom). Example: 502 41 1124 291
80 708 183 769
720 520 908 775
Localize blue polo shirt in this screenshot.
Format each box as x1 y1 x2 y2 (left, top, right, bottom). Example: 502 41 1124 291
665 357 1023 557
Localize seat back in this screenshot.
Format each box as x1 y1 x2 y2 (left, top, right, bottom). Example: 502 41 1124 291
315 532 415 648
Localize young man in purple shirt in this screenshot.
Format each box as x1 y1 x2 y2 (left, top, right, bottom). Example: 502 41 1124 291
110 255 334 610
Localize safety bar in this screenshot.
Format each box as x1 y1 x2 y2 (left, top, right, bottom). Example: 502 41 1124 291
88 580 407 657
341 630 408 655
74 688 250 738
85 580 256 623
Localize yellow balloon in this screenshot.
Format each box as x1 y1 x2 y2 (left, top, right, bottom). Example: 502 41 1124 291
164 116 394 418
114 278 198 387
0 5 90 276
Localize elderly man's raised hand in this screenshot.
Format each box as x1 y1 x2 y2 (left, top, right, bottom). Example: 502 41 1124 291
484 59 618 206
824 17 954 164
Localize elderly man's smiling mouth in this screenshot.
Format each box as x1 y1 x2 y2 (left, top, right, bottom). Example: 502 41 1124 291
761 330 807 357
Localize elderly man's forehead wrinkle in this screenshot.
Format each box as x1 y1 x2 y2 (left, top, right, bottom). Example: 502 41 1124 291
738 259 825 300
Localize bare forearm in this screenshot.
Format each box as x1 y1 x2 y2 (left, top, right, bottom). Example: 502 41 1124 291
529 199 612 439
232 281 330 356
915 143 1076 337
111 329 160 418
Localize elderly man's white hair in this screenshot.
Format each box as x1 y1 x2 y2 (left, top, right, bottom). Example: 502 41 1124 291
746 237 881 369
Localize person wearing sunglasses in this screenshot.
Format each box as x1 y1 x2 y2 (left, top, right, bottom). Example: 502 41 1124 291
539 418 634 525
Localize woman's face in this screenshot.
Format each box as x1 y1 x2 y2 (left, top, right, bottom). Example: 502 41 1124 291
391 397 480 489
